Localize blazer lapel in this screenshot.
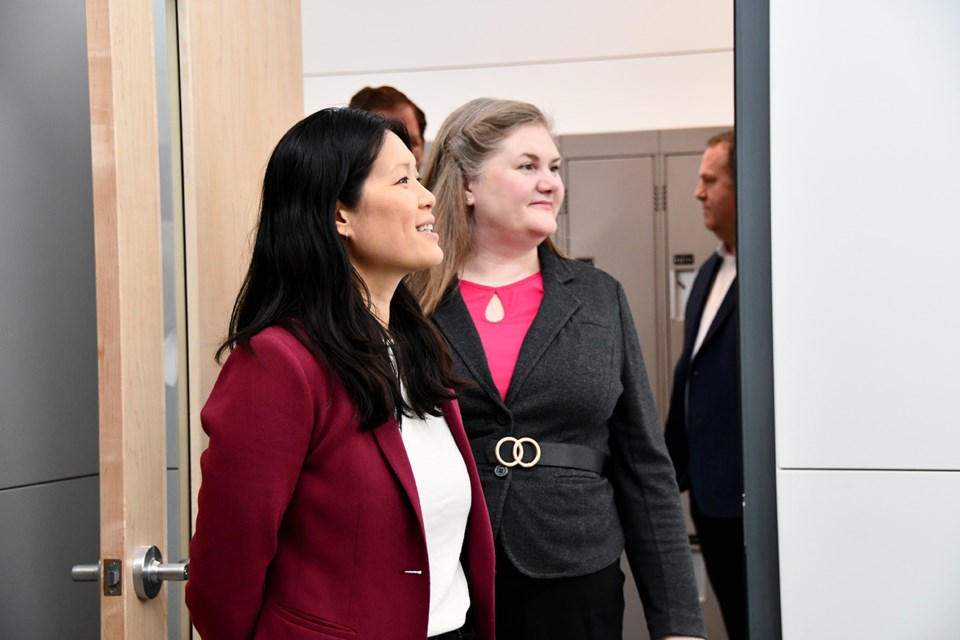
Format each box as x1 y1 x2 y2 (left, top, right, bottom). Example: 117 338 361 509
433 287 504 406
684 254 722 353
505 250 581 403
372 421 425 536
699 277 737 348
685 251 737 361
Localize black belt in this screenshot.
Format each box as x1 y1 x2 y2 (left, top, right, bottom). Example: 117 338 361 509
472 437 607 474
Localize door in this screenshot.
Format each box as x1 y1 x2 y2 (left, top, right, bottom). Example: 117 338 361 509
85 0 172 636
0 2 303 635
80 0 306 637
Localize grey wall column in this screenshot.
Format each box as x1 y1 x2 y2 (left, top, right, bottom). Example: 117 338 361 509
734 0 782 637
0 2 100 637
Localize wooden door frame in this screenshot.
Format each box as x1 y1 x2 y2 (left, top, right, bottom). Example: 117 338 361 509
86 0 168 637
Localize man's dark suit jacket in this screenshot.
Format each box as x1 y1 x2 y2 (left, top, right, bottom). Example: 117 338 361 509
665 251 743 519
432 246 705 640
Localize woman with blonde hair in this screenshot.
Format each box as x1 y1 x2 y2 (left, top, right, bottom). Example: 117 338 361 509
409 98 705 640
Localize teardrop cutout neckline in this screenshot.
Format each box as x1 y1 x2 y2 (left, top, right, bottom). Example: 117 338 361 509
484 292 505 323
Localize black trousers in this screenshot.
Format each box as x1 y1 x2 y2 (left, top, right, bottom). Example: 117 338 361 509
494 542 624 640
692 500 748 640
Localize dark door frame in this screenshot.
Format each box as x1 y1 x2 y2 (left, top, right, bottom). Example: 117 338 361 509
735 0 782 637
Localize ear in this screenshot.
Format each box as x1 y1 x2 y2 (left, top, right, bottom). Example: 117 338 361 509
464 180 476 207
335 202 353 239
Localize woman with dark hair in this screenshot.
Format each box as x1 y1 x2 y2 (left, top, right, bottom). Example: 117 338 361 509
186 108 495 640
408 98 704 640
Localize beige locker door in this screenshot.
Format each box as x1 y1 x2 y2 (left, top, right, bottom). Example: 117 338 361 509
561 132 662 408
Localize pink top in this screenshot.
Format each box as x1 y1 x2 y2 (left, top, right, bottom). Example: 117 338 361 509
459 272 544 400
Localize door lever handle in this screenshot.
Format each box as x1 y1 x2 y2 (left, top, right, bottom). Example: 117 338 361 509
132 545 189 600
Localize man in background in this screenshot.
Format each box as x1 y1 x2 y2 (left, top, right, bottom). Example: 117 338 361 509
665 130 746 639
349 86 426 168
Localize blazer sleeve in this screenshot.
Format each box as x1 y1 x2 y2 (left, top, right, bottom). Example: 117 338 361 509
606 283 706 639
185 332 321 640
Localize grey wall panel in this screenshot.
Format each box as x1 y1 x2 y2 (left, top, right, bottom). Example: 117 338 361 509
0 476 99 639
770 0 960 472
0 0 99 488
778 470 960 637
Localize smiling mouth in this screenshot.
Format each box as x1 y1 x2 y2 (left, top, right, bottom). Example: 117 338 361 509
416 224 434 232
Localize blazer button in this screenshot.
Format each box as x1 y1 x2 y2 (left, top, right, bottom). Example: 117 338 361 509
496 413 510 425
494 465 509 477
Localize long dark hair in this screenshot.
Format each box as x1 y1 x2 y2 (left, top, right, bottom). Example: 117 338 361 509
218 107 463 429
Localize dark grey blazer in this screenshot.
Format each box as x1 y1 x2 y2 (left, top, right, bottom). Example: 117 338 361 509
433 247 705 639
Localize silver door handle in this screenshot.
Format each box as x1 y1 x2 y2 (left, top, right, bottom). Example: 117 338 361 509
132 545 189 600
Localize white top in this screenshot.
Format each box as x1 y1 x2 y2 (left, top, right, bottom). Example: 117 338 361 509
399 400 472 636
692 244 737 358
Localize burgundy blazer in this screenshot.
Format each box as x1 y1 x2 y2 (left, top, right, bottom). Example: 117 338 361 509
186 327 495 640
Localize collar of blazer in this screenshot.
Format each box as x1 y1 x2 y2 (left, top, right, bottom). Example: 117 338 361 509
433 245 581 406
687 253 738 359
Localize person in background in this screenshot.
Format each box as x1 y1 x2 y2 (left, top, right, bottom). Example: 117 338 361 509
350 85 427 168
665 129 746 639
409 97 705 640
185 107 495 640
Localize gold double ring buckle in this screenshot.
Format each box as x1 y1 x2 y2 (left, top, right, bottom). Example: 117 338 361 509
494 436 542 468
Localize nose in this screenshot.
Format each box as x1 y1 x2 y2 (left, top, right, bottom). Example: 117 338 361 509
694 180 706 201
537 169 562 193
418 181 436 209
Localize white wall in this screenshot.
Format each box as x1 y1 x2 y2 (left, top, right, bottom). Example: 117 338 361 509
770 1 960 636
301 0 733 136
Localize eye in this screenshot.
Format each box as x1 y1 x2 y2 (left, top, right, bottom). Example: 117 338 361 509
550 164 561 173
396 176 410 185
519 162 535 172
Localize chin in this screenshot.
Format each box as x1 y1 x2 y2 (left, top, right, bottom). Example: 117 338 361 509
534 223 558 239
420 248 444 270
